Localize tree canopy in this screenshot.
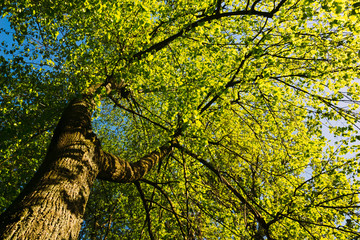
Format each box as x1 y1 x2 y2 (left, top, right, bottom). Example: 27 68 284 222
1 0 360 239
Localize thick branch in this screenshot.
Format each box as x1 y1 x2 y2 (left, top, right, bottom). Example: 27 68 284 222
97 144 173 183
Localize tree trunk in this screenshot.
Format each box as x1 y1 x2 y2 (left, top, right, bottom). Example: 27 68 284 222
0 94 172 239
0 97 100 239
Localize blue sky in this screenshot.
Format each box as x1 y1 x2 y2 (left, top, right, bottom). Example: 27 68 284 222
0 17 14 59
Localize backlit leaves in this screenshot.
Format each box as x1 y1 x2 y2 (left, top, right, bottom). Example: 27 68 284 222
1 0 360 239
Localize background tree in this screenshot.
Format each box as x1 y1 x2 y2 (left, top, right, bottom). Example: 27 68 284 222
1 0 360 239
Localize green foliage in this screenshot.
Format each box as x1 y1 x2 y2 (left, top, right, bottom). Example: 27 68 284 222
1 0 360 238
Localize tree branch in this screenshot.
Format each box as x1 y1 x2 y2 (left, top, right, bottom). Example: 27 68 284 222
109 95 171 132
132 1 287 61
97 144 173 183
197 55 251 114
172 143 274 239
134 181 154 240
141 179 187 238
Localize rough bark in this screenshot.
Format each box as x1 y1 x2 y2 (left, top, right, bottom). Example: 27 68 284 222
98 145 172 183
0 95 172 240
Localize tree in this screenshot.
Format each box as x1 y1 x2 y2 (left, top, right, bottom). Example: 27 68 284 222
1 0 360 239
